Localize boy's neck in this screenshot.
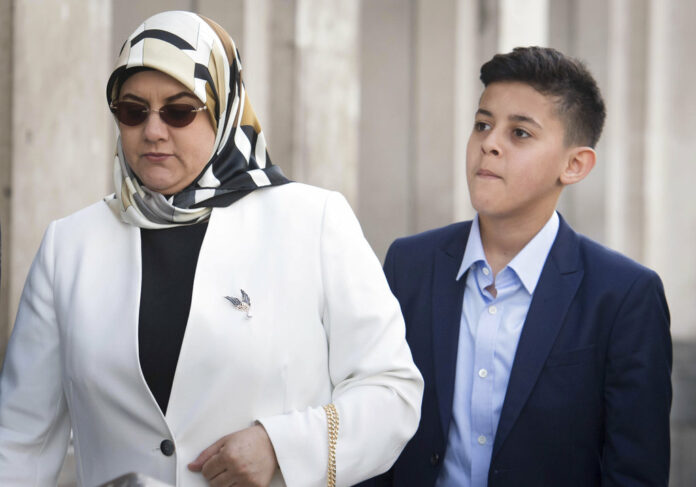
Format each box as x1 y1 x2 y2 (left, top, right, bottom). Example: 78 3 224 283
478 209 556 276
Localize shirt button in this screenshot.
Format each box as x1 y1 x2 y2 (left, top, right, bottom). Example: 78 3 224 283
478 435 487 445
478 368 488 378
488 305 497 315
482 267 490 276
160 439 175 456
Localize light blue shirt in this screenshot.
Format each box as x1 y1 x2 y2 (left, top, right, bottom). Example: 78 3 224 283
435 212 559 487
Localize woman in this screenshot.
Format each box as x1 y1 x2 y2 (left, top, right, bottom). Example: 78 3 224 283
0 11 422 487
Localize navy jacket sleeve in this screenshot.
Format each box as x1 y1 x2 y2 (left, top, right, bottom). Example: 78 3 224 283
601 270 671 486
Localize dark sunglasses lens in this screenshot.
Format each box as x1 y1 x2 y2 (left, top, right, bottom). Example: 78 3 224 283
112 102 148 126
160 104 198 127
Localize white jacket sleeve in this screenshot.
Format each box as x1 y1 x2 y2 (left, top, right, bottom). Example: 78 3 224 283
0 222 71 485
258 192 424 487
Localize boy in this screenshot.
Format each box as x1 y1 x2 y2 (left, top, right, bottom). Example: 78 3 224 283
361 47 671 486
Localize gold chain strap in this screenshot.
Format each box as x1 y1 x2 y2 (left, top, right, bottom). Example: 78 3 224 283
323 403 339 487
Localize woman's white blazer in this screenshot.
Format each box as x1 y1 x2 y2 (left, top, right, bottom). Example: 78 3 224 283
0 183 423 487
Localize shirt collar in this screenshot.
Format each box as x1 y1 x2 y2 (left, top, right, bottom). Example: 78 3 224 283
457 216 487 281
456 212 560 295
508 212 559 294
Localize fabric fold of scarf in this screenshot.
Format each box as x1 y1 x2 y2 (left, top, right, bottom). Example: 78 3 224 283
106 10 289 229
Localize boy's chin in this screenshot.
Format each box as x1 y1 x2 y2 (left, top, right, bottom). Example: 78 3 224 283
469 198 503 218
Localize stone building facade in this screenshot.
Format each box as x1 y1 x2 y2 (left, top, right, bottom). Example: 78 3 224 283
0 0 694 485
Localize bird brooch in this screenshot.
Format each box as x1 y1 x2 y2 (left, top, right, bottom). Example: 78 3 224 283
224 289 252 318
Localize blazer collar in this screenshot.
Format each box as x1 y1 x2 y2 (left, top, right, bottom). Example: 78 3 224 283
492 214 584 459
432 221 471 437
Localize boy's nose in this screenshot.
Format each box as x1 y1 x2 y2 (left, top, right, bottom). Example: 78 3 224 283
481 132 501 156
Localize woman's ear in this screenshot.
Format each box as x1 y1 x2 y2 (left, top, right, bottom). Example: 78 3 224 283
560 147 596 186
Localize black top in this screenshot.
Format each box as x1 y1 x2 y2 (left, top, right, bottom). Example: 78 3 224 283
138 222 208 414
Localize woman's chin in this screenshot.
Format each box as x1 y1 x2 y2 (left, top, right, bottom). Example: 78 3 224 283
141 179 182 196
137 171 185 195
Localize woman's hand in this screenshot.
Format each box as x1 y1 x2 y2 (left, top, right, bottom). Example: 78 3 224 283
188 424 278 487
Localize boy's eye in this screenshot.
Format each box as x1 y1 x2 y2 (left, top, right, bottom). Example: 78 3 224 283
474 121 491 132
513 128 531 138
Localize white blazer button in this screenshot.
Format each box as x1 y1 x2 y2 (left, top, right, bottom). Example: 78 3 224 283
160 439 175 456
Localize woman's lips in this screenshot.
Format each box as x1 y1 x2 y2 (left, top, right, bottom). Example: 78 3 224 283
143 152 172 162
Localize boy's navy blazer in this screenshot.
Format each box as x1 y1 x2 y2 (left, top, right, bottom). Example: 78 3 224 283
362 214 671 487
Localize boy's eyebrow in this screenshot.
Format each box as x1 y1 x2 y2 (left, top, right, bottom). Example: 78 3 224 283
509 114 542 129
476 109 543 129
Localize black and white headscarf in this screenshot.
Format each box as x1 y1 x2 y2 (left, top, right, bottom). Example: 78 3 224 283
106 10 289 229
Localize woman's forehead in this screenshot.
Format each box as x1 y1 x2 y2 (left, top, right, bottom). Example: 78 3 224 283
119 70 195 99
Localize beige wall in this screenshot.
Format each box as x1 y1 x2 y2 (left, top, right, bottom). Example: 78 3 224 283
0 0 12 358
2 1 696 485
643 0 696 342
358 0 413 257
1 1 695 349
7 0 112 337
2 0 695 348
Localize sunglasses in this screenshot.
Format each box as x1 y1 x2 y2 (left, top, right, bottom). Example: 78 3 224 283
109 101 208 128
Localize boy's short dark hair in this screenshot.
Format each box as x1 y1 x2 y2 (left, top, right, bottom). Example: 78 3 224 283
480 46 606 148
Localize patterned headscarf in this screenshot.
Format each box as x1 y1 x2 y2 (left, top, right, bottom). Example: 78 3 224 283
106 10 289 228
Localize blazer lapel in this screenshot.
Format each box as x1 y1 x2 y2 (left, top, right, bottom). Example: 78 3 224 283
432 222 470 437
492 216 584 459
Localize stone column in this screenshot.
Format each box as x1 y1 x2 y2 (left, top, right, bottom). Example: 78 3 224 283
604 0 648 262
644 0 696 342
452 0 479 223
549 0 610 243
411 0 459 232
0 0 12 356
357 0 414 258
358 0 480 258
194 0 244 43
291 0 360 205
241 0 271 129
9 0 112 336
267 0 297 173
498 0 549 52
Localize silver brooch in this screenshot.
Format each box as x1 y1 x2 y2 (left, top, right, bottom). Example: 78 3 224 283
224 289 252 318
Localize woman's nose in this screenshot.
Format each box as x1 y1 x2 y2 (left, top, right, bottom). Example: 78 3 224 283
142 111 168 141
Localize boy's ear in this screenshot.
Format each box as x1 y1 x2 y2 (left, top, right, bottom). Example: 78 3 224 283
559 147 596 186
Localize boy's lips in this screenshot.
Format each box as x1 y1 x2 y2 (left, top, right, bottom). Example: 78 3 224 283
477 169 501 179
